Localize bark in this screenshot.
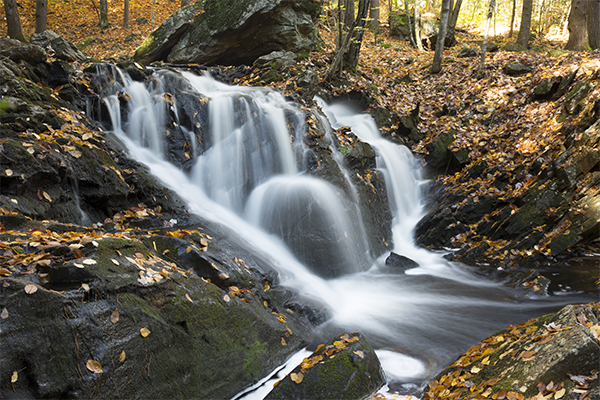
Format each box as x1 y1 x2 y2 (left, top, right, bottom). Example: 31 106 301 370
124 0 130 27
413 0 424 50
509 0 516 37
478 0 495 76
370 0 380 38
516 0 534 47
99 0 109 29
345 0 371 71
4 0 25 41
447 0 463 43
561 2 571 36
344 0 355 34
35 0 48 33
565 0 588 50
588 0 600 49
430 0 451 73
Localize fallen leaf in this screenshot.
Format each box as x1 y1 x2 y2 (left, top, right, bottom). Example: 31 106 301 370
86 359 103 373
223 294 230 302
42 191 52 202
5 169 13 176
0 268 11 276
74 263 85 269
24 284 38 294
290 372 303 384
353 350 364 358
111 259 120 265
281 337 287 346
110 309 119 324
11 371 18 383
82 259 97 265
119 350 126 363
140 328 151 337
81 283 90 291
185 293 193 303
555 388 565 399
1 308 8 319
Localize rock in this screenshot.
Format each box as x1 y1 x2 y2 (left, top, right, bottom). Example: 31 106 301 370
563 81 591 116
30 30 87 62
553 68 577 99
134 0 322 66
422 302 600 400
424 131 468 174
458 47 479 57
504 42 528 52
504 62 533 76
533 76 561 100
0 38 47 64
388 11 412 41
385 252 419 270
254 50 298 67
266 332 385 400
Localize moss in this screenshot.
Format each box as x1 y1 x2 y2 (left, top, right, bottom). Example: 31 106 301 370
244 340 269 378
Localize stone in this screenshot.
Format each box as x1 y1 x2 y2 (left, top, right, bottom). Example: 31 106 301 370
504 62 533 76
385 252 419 270
388 11 412 41
458 47 479 57
254 50 298 67
563 81 591 115
30 30 87 62
0 38 46 64
533 76 561 100
266 332 385 400
134 0 322 66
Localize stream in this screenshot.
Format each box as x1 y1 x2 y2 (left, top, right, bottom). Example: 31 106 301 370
99 67 597 398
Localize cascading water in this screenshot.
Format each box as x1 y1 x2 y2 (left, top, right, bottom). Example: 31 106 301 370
99 67 595 397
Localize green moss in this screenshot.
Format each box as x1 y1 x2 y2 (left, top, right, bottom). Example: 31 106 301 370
244 340 269 378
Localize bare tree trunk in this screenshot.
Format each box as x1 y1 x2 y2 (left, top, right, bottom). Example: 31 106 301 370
4 0 25 41
565 0 588 50
337 0 343 50
35 0 48 33
344 0 355 34
430 0 450 73
99 0 109 29
561 1 571 36
414 0 424 50
536 0 545 35
478 0 495 76
447 0 462 43
346 0 371 71
587 0 600 49
509 0 516 37
124 0 129 27
516 0 533 47
370 0 380 41
467 0 481 28
404 0 409 12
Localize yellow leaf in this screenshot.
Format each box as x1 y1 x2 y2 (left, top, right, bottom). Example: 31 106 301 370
185 293 193 303
1 308 8 319
119 350 126 363
290 372 303 384
86 359 103 373
223 294 230 302
5 169 13 176
353 350 364 358
471 366 482 374
554 388 565 399
140 328 151 337
0 268 11 276
82 259 97 265
110 309 119 324
281 337 287 346
24 284 38 294
111 259 120 265
186 246 192 253
11 371 18 383
264 281 270 291
42 191 52 202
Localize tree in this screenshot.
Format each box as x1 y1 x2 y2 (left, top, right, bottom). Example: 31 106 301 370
4 0 25 41
413 0 424 50
124 0 130 27
35 0 48 33
588 0 600 49
447 0 463 43
345 0 371 71
344 0 355 35
430 0 451 73
565 0 588 50
516 0 534 47
508 0 517 37
370 0 380 39
100 0 108 29
478 0 496 76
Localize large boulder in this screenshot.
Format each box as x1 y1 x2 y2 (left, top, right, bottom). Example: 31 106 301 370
134 0 322 66
266 332 386 400
422 302 600 399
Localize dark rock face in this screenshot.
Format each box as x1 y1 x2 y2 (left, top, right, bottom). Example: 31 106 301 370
30 30 87 62
266 332 385 400
504 61 533 76
385 252 419 270
422 303 600 399
134 0 322 66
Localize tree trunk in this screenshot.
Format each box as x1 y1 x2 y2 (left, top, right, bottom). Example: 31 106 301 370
124 0 129 27
430 0 451 73
565 0 588 50
345 0 371 71
587 0 600 49
447 0 463 43
404 0 409 13
414 0 424 50
478 0 495 76
99 0 109 29
4 0 25 41
516 0 534 47
35 0 48 33
509 0 516 37
561 2 571 36
370 0 380 39
344 0 355 34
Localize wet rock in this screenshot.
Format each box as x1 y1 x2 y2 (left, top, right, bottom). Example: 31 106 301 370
504 62 532 76
30 30 87 62
424 131 468 174
266 332 385 400
254 50 298 68
134 0 322 66
385 252 419 270
422 302 600 400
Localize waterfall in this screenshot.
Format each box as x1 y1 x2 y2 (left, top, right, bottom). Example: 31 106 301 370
99 67 593 397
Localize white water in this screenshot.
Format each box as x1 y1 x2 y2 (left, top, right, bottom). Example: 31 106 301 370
100 68 592 397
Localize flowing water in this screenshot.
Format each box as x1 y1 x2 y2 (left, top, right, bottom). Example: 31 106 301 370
99 67 596 397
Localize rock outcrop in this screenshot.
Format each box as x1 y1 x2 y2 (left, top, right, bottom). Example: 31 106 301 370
422 302 600 400
133 0 322 66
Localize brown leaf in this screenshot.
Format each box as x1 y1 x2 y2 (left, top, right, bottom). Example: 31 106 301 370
185 293 193 303
86 359 103 373
0 268 11 276
110 309 119 324
24 284 38 294
1 308 8 319
290 372 303 384
119 350 126 363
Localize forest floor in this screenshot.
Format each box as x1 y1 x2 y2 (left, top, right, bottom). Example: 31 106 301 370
1 0 599 260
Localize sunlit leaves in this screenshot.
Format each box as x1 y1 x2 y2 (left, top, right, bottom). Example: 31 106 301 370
119 350 126 363
110 309 120 324
86 360 103 373
140 328 150 337
11 371 18 383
